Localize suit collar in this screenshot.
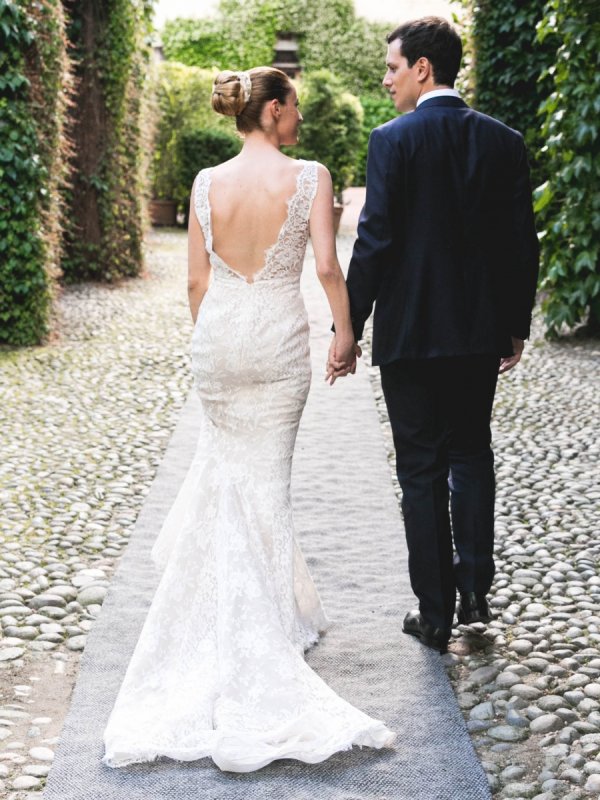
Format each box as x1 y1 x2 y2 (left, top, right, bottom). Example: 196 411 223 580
415 96 468 111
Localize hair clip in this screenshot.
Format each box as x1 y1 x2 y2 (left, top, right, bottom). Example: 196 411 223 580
238 71 252 104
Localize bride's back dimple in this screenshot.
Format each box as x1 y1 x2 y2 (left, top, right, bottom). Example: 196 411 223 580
208 159 306 280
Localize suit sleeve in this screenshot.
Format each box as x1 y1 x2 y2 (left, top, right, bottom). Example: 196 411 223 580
508 135 540 340
345 128 400 341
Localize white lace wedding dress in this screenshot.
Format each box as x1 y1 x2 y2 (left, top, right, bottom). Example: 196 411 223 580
102 159 394 773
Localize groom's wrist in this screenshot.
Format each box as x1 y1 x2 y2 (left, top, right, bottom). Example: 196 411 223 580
351 318 364 342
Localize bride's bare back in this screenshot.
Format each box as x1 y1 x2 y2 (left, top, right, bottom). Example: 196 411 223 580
186 65 356 379
208 155 304 281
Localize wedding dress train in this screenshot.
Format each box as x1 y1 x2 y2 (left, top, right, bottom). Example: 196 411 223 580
102 160 394 772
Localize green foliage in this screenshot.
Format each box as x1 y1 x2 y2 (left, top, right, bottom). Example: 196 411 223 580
161 0 393 96
354 93 396 186
150 61 239 211
294 70 363 202
534 0 600 335
297 7 390 96
62 0 154 282
161 17 226 68
469 0 557 187
0 0 66 346
24 0 71 279
177 129 241 222
468 0 600 337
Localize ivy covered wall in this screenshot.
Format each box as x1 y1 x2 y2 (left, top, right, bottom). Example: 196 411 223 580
469 0 599 335
0 0 69 346
470 0 556 188
1 0 154 344
535 0 600 334
61 0 154 282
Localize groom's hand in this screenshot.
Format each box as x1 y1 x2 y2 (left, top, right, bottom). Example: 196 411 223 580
499 337 525 374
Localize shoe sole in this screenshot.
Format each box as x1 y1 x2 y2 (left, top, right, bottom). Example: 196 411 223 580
403 624 448 654
457 611 492 625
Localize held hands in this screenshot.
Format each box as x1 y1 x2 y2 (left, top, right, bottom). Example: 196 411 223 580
326 334 524 381
499 337 525 374
325 335 362 385
325 334 525 380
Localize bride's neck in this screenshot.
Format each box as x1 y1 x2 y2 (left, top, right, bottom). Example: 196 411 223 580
240 129 283 155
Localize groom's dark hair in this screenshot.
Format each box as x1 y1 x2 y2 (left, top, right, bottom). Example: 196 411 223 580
387 17 462 87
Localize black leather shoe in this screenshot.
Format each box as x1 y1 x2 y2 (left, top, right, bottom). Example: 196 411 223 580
402 610 450 654
457 592 492 625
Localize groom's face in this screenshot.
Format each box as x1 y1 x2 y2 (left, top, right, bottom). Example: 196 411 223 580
383 38 420 113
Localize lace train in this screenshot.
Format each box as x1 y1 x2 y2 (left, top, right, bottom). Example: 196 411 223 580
102 409 394 772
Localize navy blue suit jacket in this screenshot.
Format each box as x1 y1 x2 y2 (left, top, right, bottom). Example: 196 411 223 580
346 96 539 365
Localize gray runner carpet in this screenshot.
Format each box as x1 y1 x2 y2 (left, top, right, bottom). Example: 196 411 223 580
43 259 490 800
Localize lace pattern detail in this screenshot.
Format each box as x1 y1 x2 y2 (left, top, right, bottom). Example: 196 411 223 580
193 168 214 252
194 160 318 286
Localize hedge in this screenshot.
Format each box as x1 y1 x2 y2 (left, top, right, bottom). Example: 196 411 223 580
0 0 69 346
61 0 154 283
535 0 600 334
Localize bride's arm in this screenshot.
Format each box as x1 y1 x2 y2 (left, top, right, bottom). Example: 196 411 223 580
309 164 356 372
187 179 212 324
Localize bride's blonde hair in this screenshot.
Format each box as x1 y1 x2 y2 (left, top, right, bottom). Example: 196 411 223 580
212 67 292 134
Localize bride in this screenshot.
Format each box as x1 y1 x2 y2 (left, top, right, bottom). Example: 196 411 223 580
102 66 394 773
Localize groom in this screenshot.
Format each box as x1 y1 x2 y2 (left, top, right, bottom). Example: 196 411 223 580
336 17 539 654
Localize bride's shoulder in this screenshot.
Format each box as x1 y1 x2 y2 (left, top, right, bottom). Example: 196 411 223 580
192 165 213 188
293 157 323 171
196 154 240 181
294 161 330 209
291 159 329 184
308 162 333 193
313 161 330 178
192 157 237 191
300 160 328 179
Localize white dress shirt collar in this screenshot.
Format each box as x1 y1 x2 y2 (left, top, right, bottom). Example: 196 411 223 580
416 88 461 107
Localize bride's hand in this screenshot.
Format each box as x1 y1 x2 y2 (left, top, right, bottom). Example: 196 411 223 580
325 336 361 385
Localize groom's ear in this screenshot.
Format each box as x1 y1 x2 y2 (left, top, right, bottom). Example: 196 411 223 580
415 56 432 83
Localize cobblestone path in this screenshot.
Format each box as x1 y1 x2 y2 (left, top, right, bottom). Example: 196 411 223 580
0 231 193 797
0 228 598 798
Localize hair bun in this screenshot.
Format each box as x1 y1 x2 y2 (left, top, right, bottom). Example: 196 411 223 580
211 71 251 117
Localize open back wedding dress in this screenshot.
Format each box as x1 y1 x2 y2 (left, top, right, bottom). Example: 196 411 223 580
102 159 394 773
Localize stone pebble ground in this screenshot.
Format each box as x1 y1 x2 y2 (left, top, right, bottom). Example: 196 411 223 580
0 228 598 799
0 230 193 798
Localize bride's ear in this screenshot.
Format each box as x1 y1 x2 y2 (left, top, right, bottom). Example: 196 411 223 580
270 98 281 119
260 98 280 131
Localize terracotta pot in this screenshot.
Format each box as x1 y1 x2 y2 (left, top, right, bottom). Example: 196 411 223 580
333 203 344 234
150 199 177 227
